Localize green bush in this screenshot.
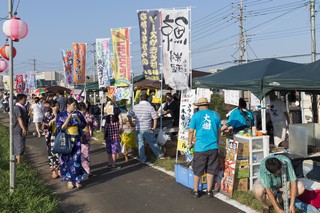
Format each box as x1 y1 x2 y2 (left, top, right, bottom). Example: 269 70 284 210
0 124 59 212
209 93 227 119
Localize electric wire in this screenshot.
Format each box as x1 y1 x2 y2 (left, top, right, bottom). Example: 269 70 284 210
193 2 306 54
192 2 236 24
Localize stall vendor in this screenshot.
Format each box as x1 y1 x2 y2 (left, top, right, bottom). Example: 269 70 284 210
161 93 180 127
253 155 305 213
221 98 254 133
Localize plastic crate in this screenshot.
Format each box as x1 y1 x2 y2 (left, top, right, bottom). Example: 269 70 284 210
174 163 207 190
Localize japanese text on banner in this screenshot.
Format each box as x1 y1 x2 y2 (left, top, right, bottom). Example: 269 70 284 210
96 38 111 88
177 89 196 152
111 28 131 87
15 74 24 93
161 9 190 90
73 43 86 84
138 10 161 81
24 73 36 94
62 49 73 85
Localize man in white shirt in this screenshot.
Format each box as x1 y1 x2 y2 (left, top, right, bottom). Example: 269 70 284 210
267 91 290 147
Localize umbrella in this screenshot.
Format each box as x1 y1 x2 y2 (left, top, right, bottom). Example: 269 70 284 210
34 88 48 95
46 86 71 94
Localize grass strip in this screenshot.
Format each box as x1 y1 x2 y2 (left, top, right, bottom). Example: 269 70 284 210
0 124 59 212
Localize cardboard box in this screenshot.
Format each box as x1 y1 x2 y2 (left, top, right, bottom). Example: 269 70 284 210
175 163 207 190
236 159 249 167
237 142 249 157
233 178 249 191
235 166 250 178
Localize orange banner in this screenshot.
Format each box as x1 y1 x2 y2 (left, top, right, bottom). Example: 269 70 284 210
73 43 86 84
111 28 131 86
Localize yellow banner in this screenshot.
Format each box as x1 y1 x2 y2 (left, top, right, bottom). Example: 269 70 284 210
111 28 131 86
177 139 188 152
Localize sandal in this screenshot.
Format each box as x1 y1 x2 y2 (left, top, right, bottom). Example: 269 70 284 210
75 183 82 189
51 171 59 179
67 181 74 189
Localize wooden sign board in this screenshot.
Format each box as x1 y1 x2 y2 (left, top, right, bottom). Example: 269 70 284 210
220 138 239 196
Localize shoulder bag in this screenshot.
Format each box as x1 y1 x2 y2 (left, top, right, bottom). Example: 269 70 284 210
52 130 73 154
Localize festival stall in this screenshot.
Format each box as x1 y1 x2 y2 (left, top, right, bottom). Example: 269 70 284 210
192 58 320 211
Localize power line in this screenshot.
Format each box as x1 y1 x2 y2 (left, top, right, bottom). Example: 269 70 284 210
192 2 236 24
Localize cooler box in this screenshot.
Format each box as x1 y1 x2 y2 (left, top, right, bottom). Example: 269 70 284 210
174 162 207 190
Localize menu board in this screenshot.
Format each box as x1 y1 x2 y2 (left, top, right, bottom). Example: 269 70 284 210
177 89 196 152
220 139 238 196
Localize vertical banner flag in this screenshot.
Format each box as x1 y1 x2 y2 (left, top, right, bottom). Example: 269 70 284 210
3 75 10 90
24 72 36 94
138 10 161 81
96 38 111 88
62 49 73 85
177 89 196 151
15 74 24 93
161 9 190 90
73 43 86 84
111 28 131 86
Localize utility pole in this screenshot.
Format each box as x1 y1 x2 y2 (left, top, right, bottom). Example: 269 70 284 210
31 57 36 71
31 57 37 88
238 0 245 64
310 0 318 123
311 0 316 63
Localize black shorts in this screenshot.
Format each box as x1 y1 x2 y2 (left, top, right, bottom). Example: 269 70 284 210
192 149 218 176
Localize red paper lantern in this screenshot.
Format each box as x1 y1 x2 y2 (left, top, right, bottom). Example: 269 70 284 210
0 58 8 72
2 17 28 41
0 44 16 60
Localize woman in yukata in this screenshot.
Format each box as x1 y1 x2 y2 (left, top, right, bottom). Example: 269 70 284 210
78 102 98 177
56 98 87 189
43 100 60 179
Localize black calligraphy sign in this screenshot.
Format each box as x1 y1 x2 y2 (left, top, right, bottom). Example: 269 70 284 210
160 9 190 90
138 11 161 81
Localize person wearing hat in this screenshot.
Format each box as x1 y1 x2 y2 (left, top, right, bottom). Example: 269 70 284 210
221 98 254 134
188 97 221 198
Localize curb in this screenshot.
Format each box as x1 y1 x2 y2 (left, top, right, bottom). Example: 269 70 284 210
147 162 259 213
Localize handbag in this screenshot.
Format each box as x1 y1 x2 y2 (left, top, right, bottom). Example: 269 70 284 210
157 128 170 146
52 131 73 154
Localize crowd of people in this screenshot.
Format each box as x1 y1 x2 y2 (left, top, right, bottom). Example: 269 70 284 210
3 89 306 212
7 91 125 189
7 90 170 189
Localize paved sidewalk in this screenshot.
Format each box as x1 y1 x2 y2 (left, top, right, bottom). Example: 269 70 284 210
1 112 249 213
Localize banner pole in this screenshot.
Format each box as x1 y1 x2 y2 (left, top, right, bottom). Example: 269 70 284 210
129 27 134 108
159 9 163 131
8 0 16 194
189 6 192 89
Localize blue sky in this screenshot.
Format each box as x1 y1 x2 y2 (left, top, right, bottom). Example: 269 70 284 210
0 0 317 75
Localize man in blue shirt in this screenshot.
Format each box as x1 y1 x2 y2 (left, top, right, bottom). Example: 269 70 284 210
188 97 221 198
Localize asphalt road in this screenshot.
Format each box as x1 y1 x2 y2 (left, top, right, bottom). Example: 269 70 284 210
0 112 246 213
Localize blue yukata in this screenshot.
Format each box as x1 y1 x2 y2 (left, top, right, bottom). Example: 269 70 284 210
56 110 87 184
